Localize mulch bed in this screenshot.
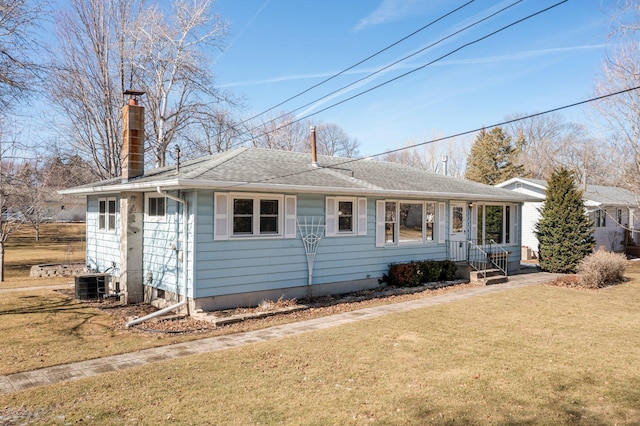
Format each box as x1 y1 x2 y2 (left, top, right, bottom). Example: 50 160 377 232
59 279 478 335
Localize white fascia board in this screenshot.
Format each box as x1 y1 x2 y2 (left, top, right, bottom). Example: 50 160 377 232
181 180 536 201
57 179 187 195
59 178 536 203
495 177 547 190
494 177 520 188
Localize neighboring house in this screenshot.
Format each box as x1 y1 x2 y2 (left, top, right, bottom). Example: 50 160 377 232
59 100 533 314
2 195 85 223
45 195 87 222
496 177 640 256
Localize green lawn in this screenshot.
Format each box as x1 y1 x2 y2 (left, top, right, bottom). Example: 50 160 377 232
1 264 640 425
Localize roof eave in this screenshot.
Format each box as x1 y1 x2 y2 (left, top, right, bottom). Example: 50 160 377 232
59 178 533 203
495 177 547 191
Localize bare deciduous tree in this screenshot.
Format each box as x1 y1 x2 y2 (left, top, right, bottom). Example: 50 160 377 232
246 112 308 152
181 108 244 158
382 136 468 178
314 122 360 157
0 118 29 281
504 113 613 184
49 0 234 177
0 0 46 110
244 113 361 158
592 0 640 189
135 0 232 167
50 0 143 179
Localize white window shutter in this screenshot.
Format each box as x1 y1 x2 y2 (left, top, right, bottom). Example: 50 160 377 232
284 195 297 239
357 197 368 235
375 200 385 247
438 202 446 244
325 197 336 237
470 203 477 243
214 193 229 241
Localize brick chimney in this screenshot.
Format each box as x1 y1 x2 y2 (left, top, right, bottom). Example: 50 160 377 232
122 91 145 182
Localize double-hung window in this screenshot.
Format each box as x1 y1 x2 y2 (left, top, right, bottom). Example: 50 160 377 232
325 197 368 236
617 208 623 226
214 193 296 240
98 197 117 231
338 200 354 232
233 197 281 236
595 209 606 228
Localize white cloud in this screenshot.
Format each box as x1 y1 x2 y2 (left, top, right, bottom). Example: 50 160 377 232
354 0 439 32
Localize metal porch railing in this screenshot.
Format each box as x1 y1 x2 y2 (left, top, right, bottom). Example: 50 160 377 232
447 239 509 279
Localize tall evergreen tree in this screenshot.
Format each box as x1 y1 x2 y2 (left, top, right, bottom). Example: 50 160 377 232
465 127 525 185
535 167 595 273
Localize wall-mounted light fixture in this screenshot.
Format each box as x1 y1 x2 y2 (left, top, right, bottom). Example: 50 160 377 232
468 202 474 209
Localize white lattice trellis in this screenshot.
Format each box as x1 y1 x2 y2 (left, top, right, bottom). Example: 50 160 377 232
297 216 326 290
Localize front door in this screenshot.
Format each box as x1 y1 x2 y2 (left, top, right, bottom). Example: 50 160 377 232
449 202 468 260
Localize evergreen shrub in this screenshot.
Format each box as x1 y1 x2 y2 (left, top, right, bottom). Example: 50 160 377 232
536 168 595 273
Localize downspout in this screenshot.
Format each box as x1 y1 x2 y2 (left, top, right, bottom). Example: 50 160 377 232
125 187 188 328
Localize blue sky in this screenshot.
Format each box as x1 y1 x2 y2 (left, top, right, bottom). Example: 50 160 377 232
212 0 612 156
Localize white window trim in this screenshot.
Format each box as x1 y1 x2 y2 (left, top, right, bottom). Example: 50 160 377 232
617 208 623 227
214 192 296 240
145 194 167 223
98 197 117 232
475 203 517 245
376 199 439 247
594 209 607 228
325 196 367 237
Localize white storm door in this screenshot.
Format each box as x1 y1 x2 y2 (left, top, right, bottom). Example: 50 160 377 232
449 202 468 260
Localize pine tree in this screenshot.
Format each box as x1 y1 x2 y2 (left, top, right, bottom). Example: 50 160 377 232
465 127 525 185
535 167 595 273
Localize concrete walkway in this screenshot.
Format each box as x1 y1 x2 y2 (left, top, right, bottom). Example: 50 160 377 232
0 270 558 395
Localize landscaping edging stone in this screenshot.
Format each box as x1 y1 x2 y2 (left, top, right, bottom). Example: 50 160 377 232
29 263 87 278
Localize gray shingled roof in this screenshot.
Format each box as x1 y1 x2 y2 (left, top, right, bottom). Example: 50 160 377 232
511 177 639 206
60 147 533 202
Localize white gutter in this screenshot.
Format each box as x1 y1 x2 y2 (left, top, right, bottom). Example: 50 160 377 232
125 187 189 328
59 179 534 202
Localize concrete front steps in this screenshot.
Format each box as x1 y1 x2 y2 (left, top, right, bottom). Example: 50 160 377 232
470 268 508 285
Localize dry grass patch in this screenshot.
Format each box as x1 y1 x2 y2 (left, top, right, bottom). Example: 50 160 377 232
3 223 85 281
0 281 480 375
1 276 640 424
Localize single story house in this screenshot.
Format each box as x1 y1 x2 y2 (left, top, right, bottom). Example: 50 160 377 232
59 100 533 314
495 177 640 256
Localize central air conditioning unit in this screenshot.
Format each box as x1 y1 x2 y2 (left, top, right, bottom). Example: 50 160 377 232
75 273 111 300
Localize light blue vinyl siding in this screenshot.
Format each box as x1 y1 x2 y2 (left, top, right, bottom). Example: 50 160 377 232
85 196 120 274
143 195 182 295
192 192 455 299
87 191 524 301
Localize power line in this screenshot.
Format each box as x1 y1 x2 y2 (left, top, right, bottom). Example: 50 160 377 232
241 0 567 145
249 0 524 138
238 0 477 127
288 0 569 128
218 85 640 189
